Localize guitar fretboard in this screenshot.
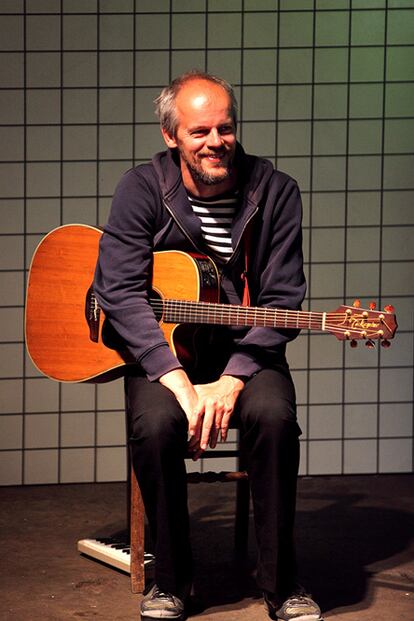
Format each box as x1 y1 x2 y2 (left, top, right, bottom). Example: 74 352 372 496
152 298 324 331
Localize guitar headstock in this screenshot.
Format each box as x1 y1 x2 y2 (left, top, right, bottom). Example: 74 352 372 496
326 300 398 347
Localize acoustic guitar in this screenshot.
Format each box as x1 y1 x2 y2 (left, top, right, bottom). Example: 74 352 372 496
25 224 397 383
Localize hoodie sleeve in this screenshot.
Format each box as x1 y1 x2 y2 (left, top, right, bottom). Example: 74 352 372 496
222 174 306 379
93 167 183 381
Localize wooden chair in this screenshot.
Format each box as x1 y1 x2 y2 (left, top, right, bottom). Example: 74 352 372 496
128 443 250 593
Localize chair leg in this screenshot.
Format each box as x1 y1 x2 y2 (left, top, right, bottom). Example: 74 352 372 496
234 477 250 561
234 440 250 561
130 464 145 593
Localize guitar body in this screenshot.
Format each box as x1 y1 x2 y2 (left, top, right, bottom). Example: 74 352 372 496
25 224 219 383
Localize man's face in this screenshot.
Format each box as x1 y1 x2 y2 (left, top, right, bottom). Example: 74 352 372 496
161 80 237 195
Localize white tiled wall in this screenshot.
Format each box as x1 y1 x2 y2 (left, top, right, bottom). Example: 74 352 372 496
0 1 413 484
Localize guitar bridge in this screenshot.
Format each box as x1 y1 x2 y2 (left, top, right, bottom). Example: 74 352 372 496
85 285 101 343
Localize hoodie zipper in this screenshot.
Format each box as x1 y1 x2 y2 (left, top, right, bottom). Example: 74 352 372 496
162 198 207 256
225 204 258 270
163 197 258 268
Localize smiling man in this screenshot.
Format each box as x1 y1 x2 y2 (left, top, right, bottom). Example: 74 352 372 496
161 79 237 192
94 71 322 621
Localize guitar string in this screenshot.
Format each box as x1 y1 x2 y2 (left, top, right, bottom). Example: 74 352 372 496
147 299 391 337
150 299 373 313
149 298 388 313
148 301 389 321
149 299 389 322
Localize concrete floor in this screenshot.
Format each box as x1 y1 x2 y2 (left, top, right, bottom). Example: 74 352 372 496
0 475 413 621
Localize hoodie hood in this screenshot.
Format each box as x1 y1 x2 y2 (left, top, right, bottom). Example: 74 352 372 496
151 143 275 256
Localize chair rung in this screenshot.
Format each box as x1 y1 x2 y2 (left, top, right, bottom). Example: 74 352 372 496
186 449 241 459
187 470 248 483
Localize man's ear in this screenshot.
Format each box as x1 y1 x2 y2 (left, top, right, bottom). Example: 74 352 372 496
161 128 178 149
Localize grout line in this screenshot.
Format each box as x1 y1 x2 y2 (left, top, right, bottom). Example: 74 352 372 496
21 0 27 487
377 1 389 473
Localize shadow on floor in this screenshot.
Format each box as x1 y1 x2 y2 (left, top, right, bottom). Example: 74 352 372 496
183 475 414 616
0 475 412 620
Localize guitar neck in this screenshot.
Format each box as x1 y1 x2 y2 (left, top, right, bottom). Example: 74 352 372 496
159 299 323 331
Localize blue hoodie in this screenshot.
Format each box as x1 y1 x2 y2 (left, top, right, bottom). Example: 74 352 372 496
93 144 306 382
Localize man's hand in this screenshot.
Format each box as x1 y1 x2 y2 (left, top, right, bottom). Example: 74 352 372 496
158 368 206 459
193 375 245 455
159 370 244 461
159 368 199 430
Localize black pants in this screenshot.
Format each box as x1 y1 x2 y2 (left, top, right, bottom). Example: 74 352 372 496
126 364 301 598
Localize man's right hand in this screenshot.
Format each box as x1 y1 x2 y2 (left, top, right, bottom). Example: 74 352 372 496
159 369 203 456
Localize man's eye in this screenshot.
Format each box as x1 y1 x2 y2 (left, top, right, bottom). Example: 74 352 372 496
220 126 234 134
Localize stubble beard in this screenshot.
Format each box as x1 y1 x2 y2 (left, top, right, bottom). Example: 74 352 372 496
182 151 234 186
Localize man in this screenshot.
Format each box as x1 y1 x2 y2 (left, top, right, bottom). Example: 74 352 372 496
94 71 322 621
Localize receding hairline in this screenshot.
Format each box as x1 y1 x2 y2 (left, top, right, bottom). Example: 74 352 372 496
174 77 234 112
176 75 231 94
154 71 238 137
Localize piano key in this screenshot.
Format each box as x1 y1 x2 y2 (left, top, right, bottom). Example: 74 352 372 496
77 537 155 574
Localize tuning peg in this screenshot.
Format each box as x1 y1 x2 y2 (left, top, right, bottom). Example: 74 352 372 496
369 301 376 310
353 299 361 308
381 339 391 348
350 340 358 348
384 304 395 313
365 340 375 349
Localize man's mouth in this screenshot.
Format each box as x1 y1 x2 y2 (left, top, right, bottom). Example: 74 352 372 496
201 152 227 162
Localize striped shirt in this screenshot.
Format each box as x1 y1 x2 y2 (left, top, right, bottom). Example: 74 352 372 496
188 191 239 263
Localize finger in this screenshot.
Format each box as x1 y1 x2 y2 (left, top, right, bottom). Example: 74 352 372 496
189 405 204 441
200 407 215 450
192 447 204 461
209 406 223 449
200 398 223 449
188 413 198 438
188 434 199 450
188 439 201 459
220 408 233 443
209 425 220 449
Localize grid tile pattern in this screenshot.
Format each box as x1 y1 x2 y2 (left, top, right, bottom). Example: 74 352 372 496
0 1 412 485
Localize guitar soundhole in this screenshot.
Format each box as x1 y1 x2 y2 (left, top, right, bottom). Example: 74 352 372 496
150 289 164 323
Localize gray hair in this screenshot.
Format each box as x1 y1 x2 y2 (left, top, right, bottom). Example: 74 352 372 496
154 70 238 137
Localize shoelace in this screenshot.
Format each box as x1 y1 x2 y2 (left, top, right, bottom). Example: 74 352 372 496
288 595 311 603
284 594 319 611
153 587 176 602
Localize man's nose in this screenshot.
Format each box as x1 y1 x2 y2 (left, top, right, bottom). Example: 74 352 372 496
206 128 223 147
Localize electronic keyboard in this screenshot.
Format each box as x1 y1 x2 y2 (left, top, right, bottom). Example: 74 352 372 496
77 536 155 574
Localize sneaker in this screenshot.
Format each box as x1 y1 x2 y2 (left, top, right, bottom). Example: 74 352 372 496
264 588 323 621
140 584 185 619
